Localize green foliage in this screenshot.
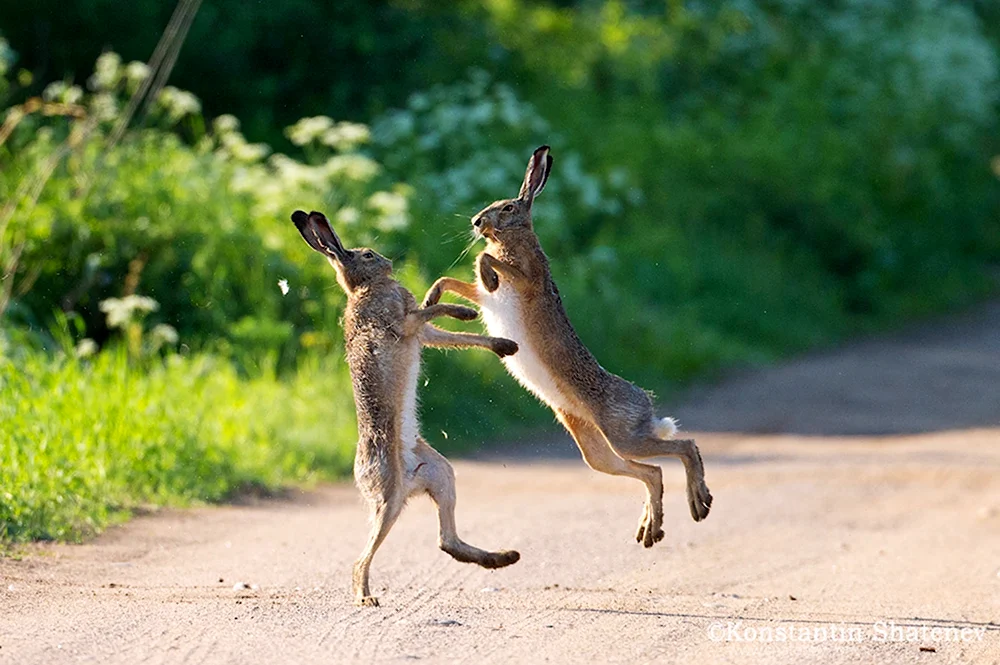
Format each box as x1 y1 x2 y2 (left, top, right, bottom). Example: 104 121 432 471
371 70 639 266
2 2 1000 545
0 341 355 542
0 52 405 367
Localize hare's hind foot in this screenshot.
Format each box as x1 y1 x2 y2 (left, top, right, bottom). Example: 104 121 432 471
688 479 713 522
634 501 665 548
441 540 520 569
355 595 380 607
480 549 521 569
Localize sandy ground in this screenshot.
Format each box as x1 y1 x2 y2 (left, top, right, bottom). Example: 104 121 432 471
2 304 999 664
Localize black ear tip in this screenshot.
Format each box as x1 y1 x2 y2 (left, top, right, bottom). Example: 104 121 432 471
308 210 329 225
291 210 309 224
536 145 551 156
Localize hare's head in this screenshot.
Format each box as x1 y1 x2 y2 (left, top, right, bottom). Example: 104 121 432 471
291 210 393 293
471 145 551 243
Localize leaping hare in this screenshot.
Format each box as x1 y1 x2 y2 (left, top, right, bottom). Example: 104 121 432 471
422 147 713 548
291 210 520 607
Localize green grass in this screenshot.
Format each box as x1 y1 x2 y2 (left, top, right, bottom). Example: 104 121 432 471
0 346 357 543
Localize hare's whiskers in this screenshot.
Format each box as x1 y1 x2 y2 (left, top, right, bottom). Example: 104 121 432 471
446 235 480 272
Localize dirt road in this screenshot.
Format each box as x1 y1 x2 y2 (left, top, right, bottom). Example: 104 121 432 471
2 304 1000 664
2 431 998 664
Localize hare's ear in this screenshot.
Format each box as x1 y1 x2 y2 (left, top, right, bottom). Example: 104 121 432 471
518 145 552 205
291 210 347 260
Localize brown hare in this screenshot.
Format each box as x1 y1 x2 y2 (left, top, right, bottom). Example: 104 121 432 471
422 147 713 548
291 210 520 607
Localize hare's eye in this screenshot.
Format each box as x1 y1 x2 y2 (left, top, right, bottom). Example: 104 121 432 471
502 203 514 213
363 251 374 260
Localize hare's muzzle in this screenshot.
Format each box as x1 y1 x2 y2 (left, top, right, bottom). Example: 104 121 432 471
471 213 492 239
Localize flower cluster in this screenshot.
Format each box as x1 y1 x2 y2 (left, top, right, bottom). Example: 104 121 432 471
99 295 159 329
371 70 641 234
287 117 371 151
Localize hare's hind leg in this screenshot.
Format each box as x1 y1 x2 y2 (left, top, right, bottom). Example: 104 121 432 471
607 422 713 523
412 437 520 569
556 410 666 548
353 489 405 607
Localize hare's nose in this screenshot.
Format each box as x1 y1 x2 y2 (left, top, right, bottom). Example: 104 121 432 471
472 217 482 228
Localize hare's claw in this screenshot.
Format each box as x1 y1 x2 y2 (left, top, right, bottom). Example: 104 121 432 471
492 338 518 358
356 595 380 607
635 502 664 548
422 285 441 308
688 480 713 522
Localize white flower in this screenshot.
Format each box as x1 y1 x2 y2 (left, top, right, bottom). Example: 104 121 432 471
335 206 360 225
213 114 240 135
286 116 334 146
75 338 98 359
149 324 179 346
124 61 151 85
42 81 84 104
368 190 409 231
368 190 407 216
324 154 380 182
320 121 371 151
90 92 118 122
218 131 269 163
63 85 84 105
278 279 290 296
157 86 202 122
231 142 270 163
99 295 159 329
89 52 122 91
42 81 67 102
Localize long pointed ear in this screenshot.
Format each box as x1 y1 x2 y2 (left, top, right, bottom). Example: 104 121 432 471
291 210 347 260
517 145 552 205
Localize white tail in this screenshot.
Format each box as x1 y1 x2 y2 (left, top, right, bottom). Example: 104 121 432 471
653 417 678 440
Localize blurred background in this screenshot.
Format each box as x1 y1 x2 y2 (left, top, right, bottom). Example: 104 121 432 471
1 1 998 543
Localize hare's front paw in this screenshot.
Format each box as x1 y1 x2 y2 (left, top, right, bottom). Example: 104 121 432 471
452 305 479 321
356 595 380 607
479 262 500 292
492 338 518 358
422 283 442 308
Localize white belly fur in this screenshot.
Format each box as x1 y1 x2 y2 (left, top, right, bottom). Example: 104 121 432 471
478 282 578 415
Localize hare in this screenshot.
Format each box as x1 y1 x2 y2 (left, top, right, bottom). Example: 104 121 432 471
291 210 520 607
422 147 712 548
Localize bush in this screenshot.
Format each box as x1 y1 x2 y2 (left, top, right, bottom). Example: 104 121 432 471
0 52 404 368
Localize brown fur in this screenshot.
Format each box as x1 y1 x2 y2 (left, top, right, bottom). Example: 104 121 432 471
292 210 520 607
422 147 712 547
